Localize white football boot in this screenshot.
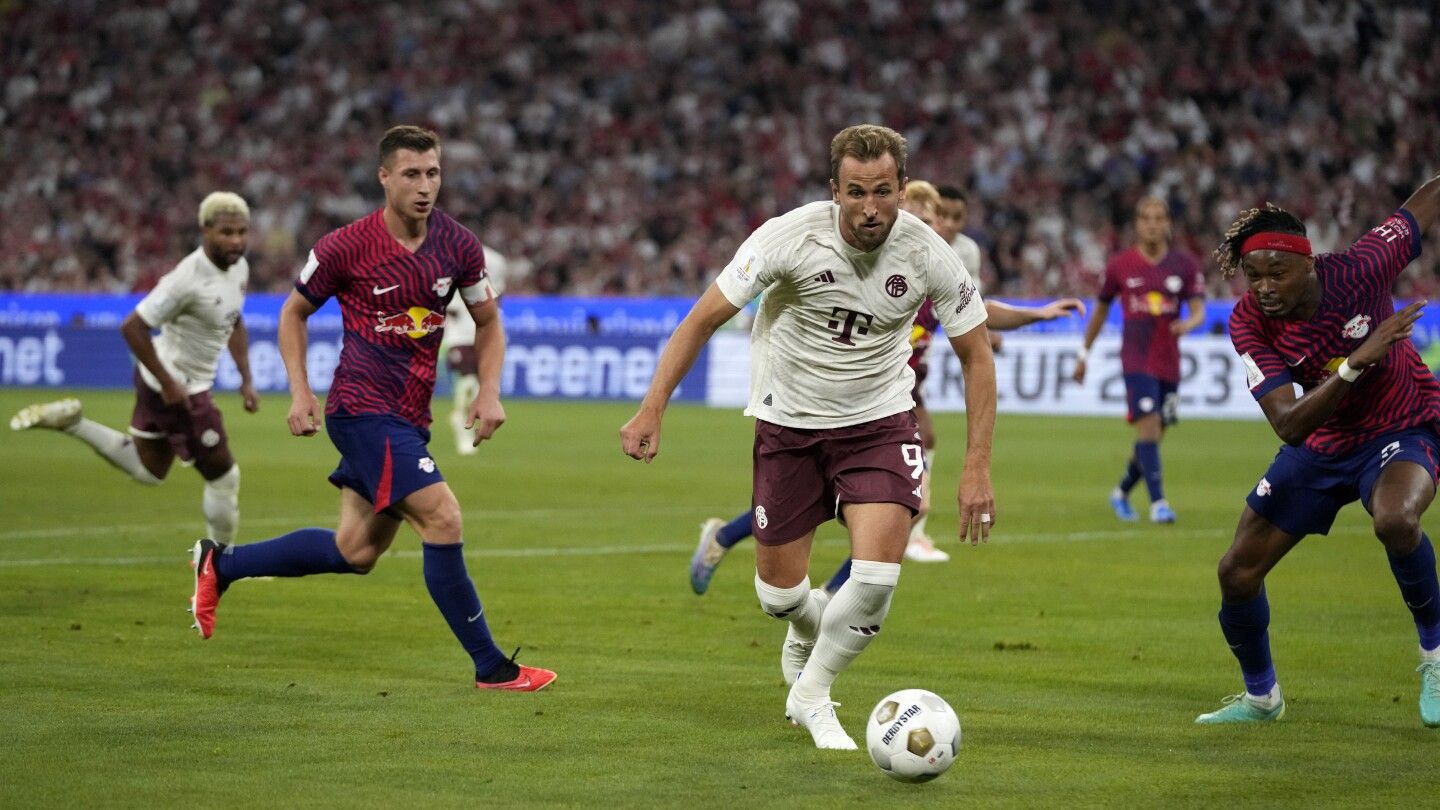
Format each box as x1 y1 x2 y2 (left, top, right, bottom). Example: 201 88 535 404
10 398 82 431
785 687 857 750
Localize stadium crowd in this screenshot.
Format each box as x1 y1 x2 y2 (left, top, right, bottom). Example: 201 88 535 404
2 0 1437 299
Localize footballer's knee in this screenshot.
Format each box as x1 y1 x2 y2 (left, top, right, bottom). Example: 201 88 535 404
1373 511 1422 555
1216 552 1263 601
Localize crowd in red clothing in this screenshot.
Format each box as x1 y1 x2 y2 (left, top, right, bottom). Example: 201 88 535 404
2 1 1436 299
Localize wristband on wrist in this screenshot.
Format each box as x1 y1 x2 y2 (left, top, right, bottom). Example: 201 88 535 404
1336 359 1362 382
1076 346 1089 362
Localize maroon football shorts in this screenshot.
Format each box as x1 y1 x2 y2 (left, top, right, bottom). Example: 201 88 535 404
128 369 230 462
751 411 925 545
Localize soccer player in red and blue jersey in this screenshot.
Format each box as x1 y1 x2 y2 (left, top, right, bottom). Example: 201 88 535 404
1196 173 1440 725
189 126 555 692
1074 198 1205 524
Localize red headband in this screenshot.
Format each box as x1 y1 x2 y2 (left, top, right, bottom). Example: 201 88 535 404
1240 232 1312 257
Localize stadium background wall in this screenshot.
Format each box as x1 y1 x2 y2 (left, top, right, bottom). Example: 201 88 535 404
6 293 1440 421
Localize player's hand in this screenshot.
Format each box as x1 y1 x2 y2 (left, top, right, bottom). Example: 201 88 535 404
1071 356 1087 384
1349 300 1426 369
466 393 506 446
159 377 188 408
1169 319 1200 337
1040 298 1087 321
287 391 322 437
957 466 995 546
619 409 662 463
240 381 260 413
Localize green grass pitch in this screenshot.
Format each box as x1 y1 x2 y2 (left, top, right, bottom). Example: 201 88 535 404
0 389 1433 806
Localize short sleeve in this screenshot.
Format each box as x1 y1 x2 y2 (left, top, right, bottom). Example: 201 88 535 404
295 244 342 308
715 231 783 307
134 265 189 327
457 237 496 305
1098 257 1120 302
1185 253 1206 298
1229 298 1290 400
1337 210 1423 292
928 247 987 338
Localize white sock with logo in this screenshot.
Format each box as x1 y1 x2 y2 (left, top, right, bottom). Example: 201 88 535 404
64 420 161 485
793 560 900 700
755 575 824 642
203 465 240 544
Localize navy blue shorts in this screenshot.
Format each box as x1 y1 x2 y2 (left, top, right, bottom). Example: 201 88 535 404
1246 427 1440 537
1124 373 1178 426
326 414 445 516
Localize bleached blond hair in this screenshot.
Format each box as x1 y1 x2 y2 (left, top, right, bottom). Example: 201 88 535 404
903 179 941 209
198 192 249 228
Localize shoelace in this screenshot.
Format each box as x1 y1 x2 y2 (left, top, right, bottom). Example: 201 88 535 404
1218 693 1246 706
1420 661 1440 697
804 700 842 721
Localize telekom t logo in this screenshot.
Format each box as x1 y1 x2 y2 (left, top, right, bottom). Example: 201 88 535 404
827 307 874 346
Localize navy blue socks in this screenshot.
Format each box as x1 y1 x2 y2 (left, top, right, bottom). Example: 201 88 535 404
421 542 507 679
1388 534 1440 651
717 512 753 549
1219 590 1276 696
215 528 355 584
1135 441 1164 503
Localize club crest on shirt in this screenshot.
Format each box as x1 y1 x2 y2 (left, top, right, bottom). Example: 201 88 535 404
432 276 453 297
1341 314 1371 339
1165 275 1183 293
885 274 908 298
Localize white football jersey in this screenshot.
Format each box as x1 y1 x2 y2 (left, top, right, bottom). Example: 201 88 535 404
133 247 248 394
443 245 507 347
716 200 987 429
951 232 983 292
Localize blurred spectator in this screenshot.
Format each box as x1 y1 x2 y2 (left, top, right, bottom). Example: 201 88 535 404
2 1 1437 298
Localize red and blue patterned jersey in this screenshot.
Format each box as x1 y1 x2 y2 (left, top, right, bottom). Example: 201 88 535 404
1098 247 1205 382
909 298 940 370
1230 209 1438 456
296 208 490 429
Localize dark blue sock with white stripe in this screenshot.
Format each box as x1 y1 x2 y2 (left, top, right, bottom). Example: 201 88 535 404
215 528 355 584
1219 590 1276 696
1388 534 1440 651
716 512 753 549
422 542 506 679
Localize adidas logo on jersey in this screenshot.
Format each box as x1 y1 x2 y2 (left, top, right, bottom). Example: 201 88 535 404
813 270 836 284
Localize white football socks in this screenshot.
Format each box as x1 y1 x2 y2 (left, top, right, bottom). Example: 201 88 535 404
65 420 161 485
203 465 240 544
755 574 824 642
793 560 901 700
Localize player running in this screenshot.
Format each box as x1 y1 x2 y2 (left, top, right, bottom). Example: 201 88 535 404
188 126 554 692
11 192 258 544
624 125 998 750
1197 172 1440 726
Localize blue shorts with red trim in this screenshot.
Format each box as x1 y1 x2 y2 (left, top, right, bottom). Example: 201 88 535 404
1246 426 1440 537
325 414 444 516
1124 373 1179 425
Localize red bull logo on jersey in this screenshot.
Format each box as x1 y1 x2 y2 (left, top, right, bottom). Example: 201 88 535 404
375 307 445 339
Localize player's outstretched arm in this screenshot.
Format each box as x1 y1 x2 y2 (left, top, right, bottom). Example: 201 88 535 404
278 290 321 437
1259 300 1426 445
984 298 1086 331
947 325 997 545
620 283 740 463
1401 171 1440 233
465 297 506 446
228 316 259 413
1072 298 1110 383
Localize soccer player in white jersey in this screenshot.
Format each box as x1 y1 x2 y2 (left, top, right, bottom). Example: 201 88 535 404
622 125 998 750
11 192 258 543
443 245 508 455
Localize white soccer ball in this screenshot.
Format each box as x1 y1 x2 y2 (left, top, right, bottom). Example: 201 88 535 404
865 688 961 783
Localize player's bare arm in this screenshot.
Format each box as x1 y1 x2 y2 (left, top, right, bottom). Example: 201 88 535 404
1072 298 1110 383
1400 171 1440 231
277 290 322 436
948 324 997 544
984 298 1086 331
621 284 741 463
1170 295 1207 336
1259 300 1427 445
120 310 187 407
228 315 259 413
465 297 506 446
